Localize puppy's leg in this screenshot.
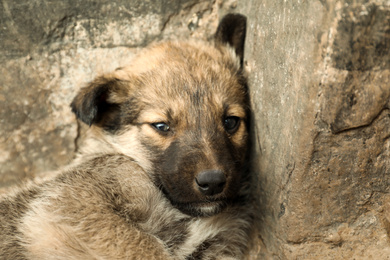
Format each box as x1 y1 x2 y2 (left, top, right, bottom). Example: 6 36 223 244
19 198 174 260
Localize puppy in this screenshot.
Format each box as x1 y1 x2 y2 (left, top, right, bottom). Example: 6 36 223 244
0 13 253 260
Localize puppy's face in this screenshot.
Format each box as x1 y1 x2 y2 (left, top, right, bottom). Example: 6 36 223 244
72 14 248 217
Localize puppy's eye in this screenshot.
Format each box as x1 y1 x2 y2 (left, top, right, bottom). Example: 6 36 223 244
151 122 170 132
224 116 240 134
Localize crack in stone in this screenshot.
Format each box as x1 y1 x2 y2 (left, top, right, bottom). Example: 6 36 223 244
331 107 389 135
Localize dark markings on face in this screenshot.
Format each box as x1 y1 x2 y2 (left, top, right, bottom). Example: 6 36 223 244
101 97 141 133
140 111 248 217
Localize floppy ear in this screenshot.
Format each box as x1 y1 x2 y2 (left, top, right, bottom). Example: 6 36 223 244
71 75 128 127
214 13 247 67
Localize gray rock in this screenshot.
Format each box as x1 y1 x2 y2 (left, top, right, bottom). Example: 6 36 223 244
239 0 390 258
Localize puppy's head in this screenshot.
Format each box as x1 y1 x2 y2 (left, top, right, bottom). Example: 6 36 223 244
71 14 248 217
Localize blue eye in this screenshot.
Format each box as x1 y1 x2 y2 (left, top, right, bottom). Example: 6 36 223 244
224 116 240 133
151 122 170 132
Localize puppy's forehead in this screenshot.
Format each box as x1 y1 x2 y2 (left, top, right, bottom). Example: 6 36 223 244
137 78 245 119
127 41 240 74
129 41 246 108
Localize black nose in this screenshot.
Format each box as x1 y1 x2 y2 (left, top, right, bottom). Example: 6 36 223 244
195 170 226 196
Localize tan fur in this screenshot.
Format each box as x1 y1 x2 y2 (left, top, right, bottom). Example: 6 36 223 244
1 154 252 259
1 14 252 259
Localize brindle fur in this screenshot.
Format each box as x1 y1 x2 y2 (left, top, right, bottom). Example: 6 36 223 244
0 14 253 259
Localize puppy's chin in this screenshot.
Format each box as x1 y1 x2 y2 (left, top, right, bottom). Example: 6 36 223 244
154 179 233 217
173 201 227 217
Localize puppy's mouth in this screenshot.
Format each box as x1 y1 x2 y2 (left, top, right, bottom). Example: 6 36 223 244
156 183 230 217
171 199 229 217
153 174 238 217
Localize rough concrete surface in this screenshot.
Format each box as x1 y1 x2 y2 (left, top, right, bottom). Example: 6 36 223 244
1 0 390 259
238 0 390 258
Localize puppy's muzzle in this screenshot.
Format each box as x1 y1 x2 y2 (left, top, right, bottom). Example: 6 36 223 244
195 170 226 196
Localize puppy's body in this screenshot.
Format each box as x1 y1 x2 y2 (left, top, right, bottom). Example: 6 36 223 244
0 14 252 259
1 154 251 259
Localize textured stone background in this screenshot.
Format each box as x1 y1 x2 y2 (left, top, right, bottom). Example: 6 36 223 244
1 0 389 259
239 0 390 258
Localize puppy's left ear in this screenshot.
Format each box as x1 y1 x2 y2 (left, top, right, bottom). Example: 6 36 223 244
214 13 247 67
71 74 128 127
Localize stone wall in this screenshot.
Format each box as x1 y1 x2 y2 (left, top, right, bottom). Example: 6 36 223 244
1 0 389 259
238 0 390 258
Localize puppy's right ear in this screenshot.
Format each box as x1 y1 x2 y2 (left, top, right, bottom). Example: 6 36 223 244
214 13 247 67
71 75 128 126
